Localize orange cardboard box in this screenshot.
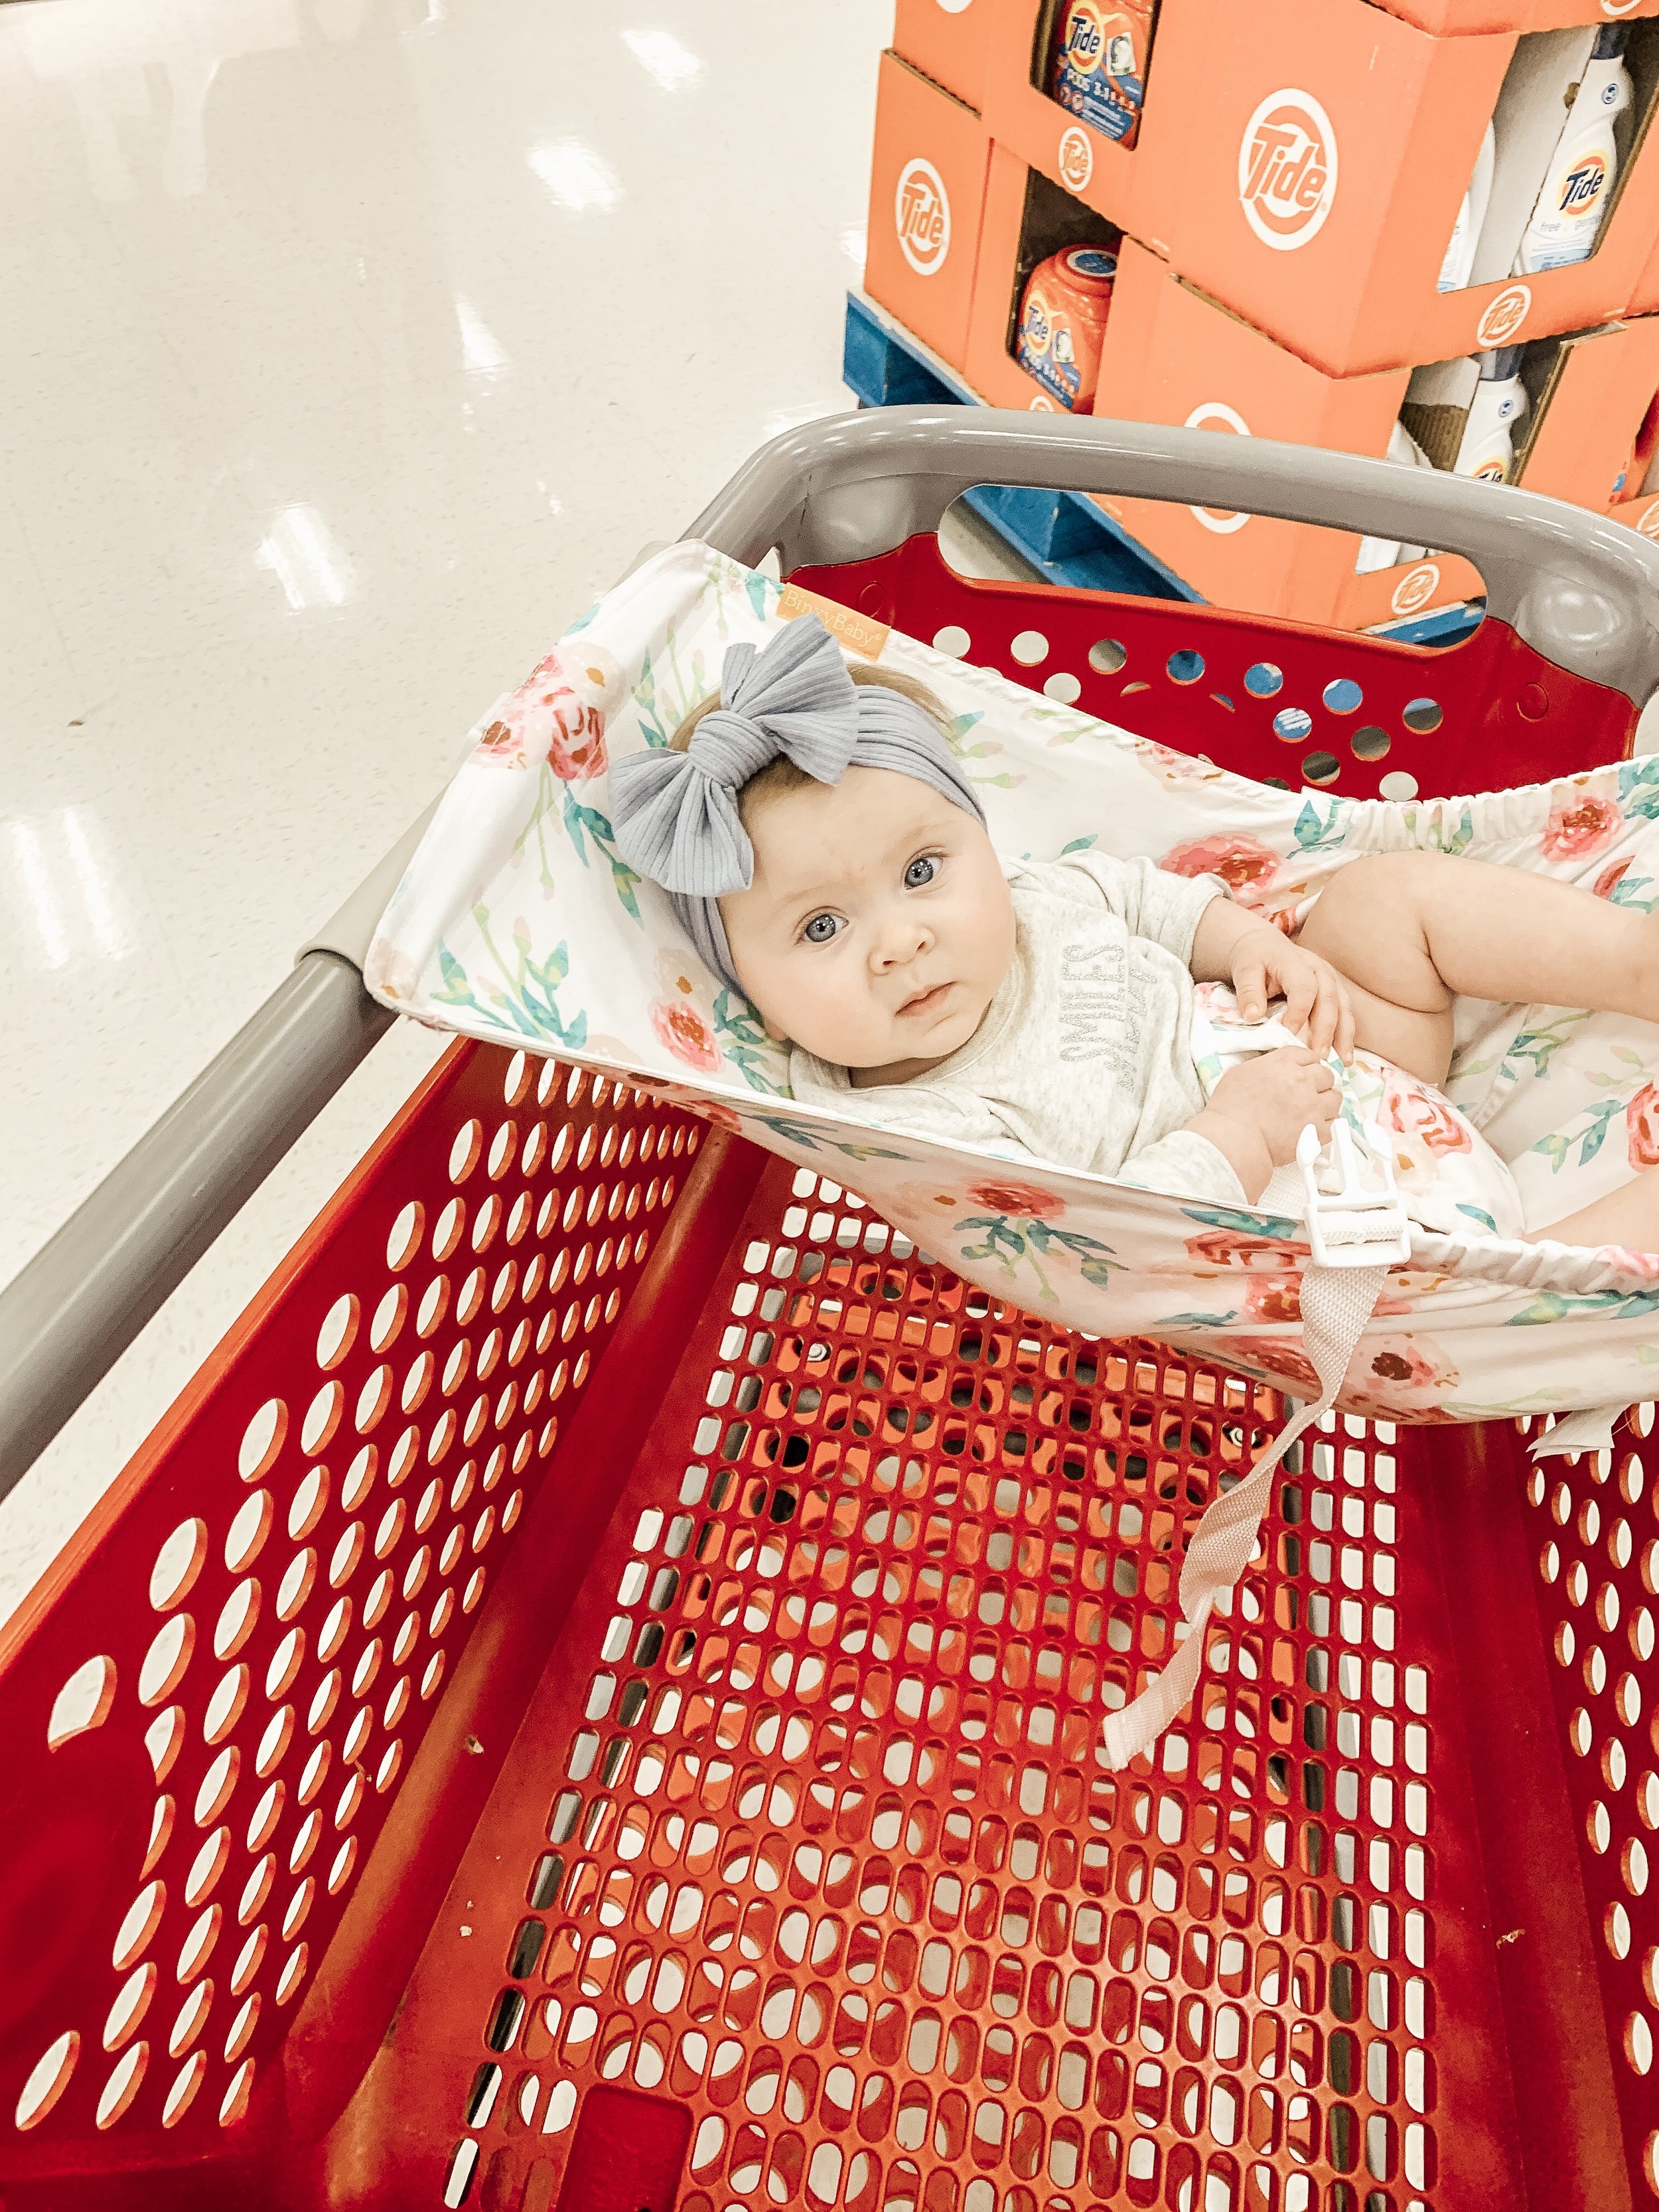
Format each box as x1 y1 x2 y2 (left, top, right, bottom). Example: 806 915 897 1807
863 50 991 376
981 0 1147 234
1518 310 1659 503
993 0 1659 377
1086 242 1479 628
893 0 991 111
964 144 1125 409
1376 0 1659 31
1078 240 1659 628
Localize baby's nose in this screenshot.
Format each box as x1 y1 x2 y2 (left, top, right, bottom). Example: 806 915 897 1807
874 911 932 966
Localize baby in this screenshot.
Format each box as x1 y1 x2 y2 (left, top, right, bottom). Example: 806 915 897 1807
611 615 1659 1252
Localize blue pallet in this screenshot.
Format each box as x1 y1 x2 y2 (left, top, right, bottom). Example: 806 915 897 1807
842 290 1482 650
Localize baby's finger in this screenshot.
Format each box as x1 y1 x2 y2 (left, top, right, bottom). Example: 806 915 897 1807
1279 972 1317 1041
1233 962 1267 1023
1333 984 1357 1065
1303 974 1338 1058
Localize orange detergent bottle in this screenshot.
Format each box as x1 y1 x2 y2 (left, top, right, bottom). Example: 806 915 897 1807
1015 247 1117 411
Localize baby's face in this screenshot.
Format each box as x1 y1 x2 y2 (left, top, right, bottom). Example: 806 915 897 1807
721 765 1016 1083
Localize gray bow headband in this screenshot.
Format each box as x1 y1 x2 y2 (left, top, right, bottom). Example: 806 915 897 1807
609 614 985 998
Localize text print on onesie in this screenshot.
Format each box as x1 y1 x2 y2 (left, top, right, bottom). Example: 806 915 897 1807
1058 937 1151 1081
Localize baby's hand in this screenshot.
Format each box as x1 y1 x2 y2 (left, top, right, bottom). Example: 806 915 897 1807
1189 1048 1340 1199
1230 928 1356 1062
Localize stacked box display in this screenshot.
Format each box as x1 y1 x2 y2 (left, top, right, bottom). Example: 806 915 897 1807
874 0 1659 624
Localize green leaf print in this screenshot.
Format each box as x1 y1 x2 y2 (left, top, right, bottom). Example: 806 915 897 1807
712 988 789 1095
1291 797 1346 852
1506 1287 1659 1325
1060 835 1100 855
431 921 587 1049
1527 1094 1621 1173
1502 1012 1591 1082
561 788 642 921
1181 1205 1304 1240
743 571 772 623
1618 757 1659 817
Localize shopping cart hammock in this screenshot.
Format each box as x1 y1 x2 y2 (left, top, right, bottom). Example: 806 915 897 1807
368 542 1659 1761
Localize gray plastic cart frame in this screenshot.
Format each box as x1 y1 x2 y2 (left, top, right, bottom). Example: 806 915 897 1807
4 404 1658 1497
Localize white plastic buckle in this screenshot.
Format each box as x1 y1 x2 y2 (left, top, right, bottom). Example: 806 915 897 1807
1297 1119 1412 1270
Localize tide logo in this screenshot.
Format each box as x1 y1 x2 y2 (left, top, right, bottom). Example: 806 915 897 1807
1391 563 1441 618
1058 123 1094 191
1559 149 1609 218
1022 297 1053 354
1602 0 1640 17
895 158 950 277
1238 90 1338 251
1475 283 1531 348
1062 2 1106 69
1185 400 1252 534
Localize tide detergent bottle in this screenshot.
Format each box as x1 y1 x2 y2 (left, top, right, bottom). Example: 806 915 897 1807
1437 119 1494 293
1048 2 1154 147
1452 348 1530 482
1017 249 1117 410
1516 25 1632 275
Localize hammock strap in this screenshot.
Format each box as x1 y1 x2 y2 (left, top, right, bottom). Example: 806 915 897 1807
1101 1262 1388 1772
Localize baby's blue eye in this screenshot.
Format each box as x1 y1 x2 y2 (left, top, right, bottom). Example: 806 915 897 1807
905 855 940 889
802 913 840 946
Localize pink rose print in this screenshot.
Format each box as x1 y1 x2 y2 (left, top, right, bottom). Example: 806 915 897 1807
1591 1243 1659 1280
1187 1228 1309 1273
1541 788 1621 863
1243 1275 1301 1325
1159 833 1281 905
1339 1333 1457 1418
1138 739 1222 787
1627 1082 1659 1170
470 642 624 778
693 1100 746 1136
650 996 721 1072
966 1179 1064 1220
1380 1068 1473 1157
1214 1335 1323 1398
1593 855 1633 901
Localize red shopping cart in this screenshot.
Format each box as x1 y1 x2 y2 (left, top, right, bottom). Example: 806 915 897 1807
0 410 1655 2212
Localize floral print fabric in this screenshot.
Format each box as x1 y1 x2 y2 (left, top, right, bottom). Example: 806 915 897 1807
366 542 1659 1424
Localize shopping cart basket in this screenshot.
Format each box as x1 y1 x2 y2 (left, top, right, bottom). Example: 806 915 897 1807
0 411 1655 2212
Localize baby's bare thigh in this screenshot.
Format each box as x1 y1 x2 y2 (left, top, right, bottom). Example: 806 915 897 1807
1293 857 1455 1082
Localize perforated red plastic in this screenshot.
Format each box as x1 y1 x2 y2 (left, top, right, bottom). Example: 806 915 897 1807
787 536 1634 805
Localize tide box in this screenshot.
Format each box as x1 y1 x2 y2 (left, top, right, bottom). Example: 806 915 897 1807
981 0 1153 235
996 0 1659 377
1377 0 1659 30
863 50 992 376
964 145 1125 409
1086 239 1659 628
893 0 990 111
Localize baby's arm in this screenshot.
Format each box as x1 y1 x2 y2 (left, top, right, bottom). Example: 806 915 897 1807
1184 1049 1340 1202
1190 895 1356 1061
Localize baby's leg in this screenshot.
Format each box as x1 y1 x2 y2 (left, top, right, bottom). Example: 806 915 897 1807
1297 849 1659 1082
1523 1163 1659 1254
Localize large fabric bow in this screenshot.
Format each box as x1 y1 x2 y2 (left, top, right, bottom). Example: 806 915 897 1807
609 615 859 897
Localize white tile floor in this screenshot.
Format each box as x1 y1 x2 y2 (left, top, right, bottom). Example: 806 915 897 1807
0 0 893 1621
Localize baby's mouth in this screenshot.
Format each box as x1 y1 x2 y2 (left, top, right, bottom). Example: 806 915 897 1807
897 982 954 1018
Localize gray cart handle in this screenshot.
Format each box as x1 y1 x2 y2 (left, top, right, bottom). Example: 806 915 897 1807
692 406 1659 707
5 402 1656 1499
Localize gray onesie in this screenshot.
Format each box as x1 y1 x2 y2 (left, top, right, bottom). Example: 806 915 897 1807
789 851 1242 1205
